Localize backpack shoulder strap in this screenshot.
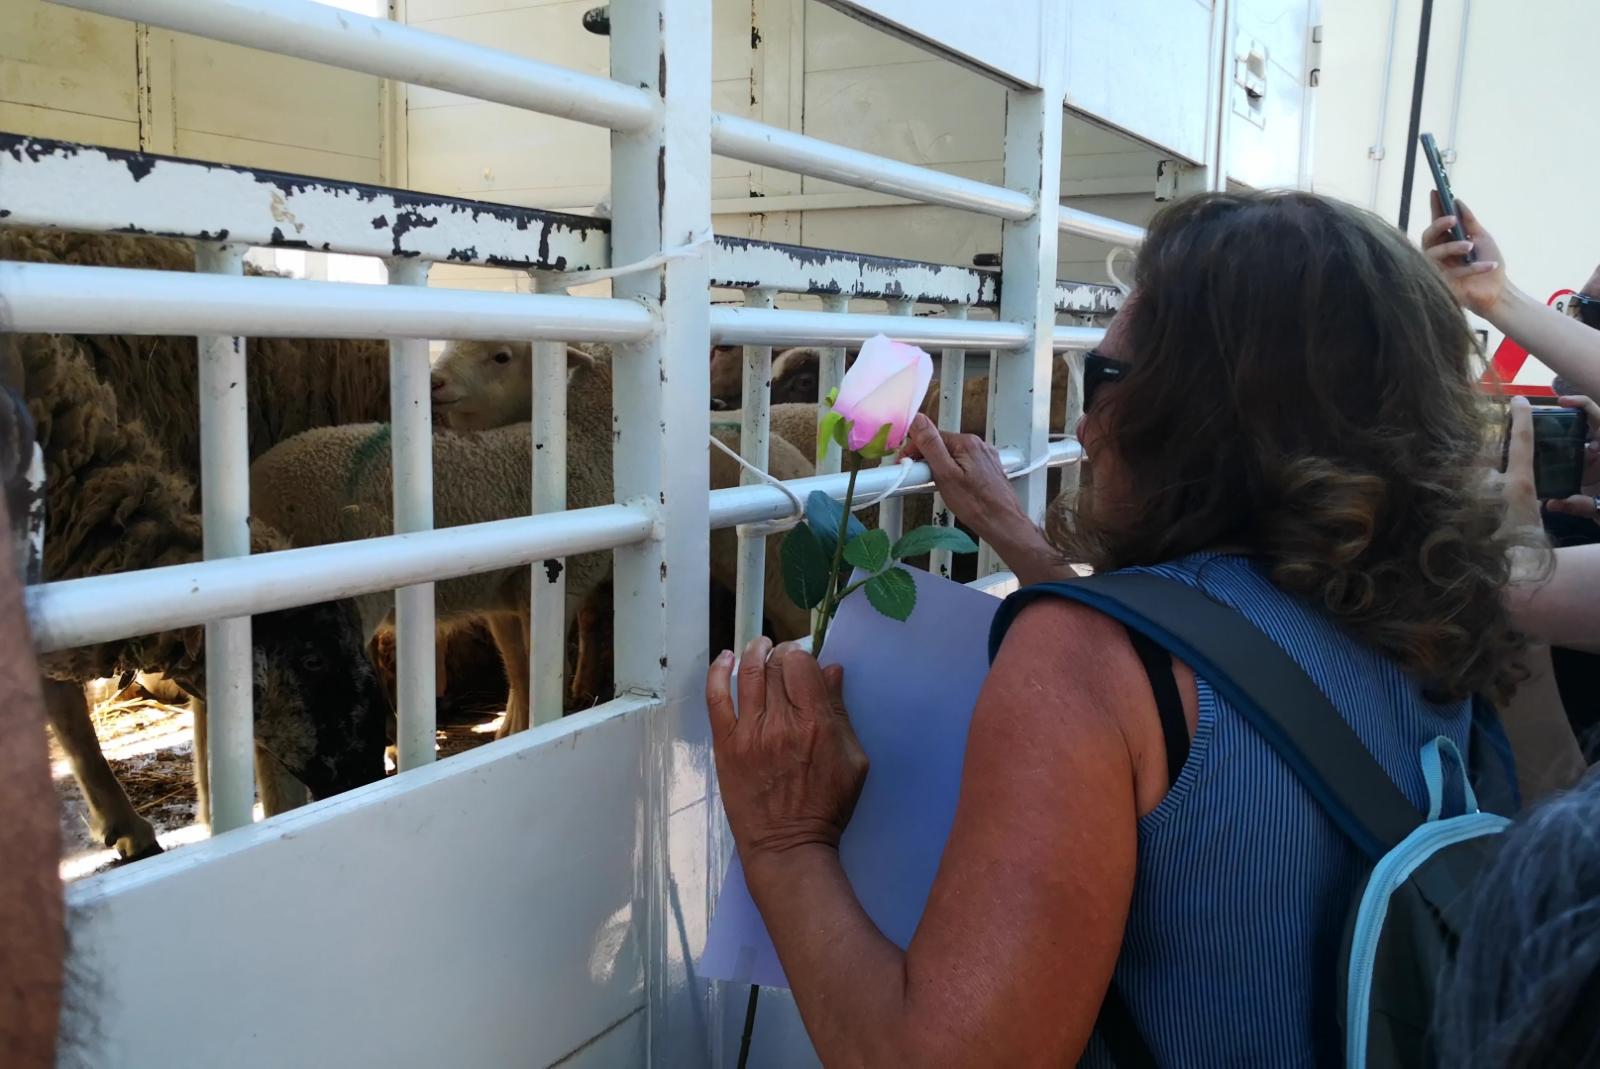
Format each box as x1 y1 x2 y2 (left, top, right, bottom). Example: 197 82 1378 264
989 571 1423 861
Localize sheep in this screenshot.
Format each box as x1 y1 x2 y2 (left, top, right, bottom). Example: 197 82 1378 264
0 384 45 584
255 347 812 736
709 345 743 409
428 337 819 659
16 332 389 859
3 227 495 831
0 228 395 482
713 346 841 412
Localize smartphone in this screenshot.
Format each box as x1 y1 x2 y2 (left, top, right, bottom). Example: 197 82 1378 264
1420 133 1475 263
1502 406 1589 500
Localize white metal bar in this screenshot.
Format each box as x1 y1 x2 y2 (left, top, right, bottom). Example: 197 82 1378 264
735 289 776 652
711 236 998 307
708 440 1081 532
0 134 609 272
608 1 715 1061
23 445 1081 658
876 298 915 544
27 505 656 654
48 1 1032 224
710 305 1027 349
1056 205 1146 247
194 242 253 834
0 261 653 342
386 259 436 771
46 0 659 134
710 114 1035 221
815 295 851 479
984 21 1067 579
928 304 968 579
530 279 568 729
1052 325 1108 351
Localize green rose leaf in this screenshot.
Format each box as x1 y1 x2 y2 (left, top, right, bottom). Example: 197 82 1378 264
865 566 917 622
780 523 830 610
843 528 892 573
816 410 844 464
805 491 866 554
853 421 895 461
891 524 979 560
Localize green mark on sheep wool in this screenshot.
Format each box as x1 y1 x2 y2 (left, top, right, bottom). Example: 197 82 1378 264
345 423 392 499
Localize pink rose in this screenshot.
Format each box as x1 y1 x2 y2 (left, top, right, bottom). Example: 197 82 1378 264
822 334 934 460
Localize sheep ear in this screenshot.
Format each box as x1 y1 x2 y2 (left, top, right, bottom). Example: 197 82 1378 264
565 346 595 374
181 626 203 665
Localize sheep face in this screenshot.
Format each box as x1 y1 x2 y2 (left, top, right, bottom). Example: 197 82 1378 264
431 340 534 432
770 347 824 407
249 600 389 800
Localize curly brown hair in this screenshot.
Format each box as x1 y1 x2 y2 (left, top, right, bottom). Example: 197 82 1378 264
1059 190 1531 703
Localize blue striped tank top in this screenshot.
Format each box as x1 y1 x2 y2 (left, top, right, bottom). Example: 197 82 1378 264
1080 552 1473 1067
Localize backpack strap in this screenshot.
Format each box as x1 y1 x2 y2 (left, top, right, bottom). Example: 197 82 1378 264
989 572 1424 862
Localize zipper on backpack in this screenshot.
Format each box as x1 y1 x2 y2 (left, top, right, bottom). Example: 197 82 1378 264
1345 812 1509 1068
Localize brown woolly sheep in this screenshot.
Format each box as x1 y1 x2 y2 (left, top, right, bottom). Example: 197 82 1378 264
0 228 393 478
253 348 811 735
17 332 389 860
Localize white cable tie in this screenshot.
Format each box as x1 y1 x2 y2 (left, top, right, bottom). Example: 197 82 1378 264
851 457 916 511
708 434 806 538
1010 433 1076 481
1105 246 1135 297
532 227 715 291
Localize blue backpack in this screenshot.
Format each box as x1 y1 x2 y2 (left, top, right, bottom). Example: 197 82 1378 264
992 572 1519 1068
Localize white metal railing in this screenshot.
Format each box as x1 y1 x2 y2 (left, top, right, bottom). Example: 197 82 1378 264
0 261 655 341
5 0 1154 1060
0 133 1123 317
1059 204 1148 246
25 504 658 653
47 0 1036 223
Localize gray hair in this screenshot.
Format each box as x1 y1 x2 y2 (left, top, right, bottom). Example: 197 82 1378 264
1433 767 1600 1068
1551 374 1580 399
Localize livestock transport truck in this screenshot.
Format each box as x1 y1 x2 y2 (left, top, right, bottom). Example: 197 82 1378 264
1 0 1591 1064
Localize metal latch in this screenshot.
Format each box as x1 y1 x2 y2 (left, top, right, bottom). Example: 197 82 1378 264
1233 35 1268 128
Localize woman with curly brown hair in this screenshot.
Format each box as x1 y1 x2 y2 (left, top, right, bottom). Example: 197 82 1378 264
705 190 1533 1064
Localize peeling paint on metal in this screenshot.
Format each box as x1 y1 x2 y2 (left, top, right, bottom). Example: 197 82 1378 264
0 134 609 272
0 134 1120 317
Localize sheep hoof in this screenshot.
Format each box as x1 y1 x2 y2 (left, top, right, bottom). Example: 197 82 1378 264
107 824 163 862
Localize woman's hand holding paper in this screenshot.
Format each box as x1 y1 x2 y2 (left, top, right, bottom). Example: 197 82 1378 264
706 638 869 870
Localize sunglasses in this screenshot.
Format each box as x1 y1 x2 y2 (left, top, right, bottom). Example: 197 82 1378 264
1083 349 1131 412
1565 292 1600 330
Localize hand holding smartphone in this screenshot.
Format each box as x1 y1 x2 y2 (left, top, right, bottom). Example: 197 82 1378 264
1503 404 1590 501
1421 133 1475 263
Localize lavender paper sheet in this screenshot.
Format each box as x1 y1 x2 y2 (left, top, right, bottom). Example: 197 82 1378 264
699 567 1005 988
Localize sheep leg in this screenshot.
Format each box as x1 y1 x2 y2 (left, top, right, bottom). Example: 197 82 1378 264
569 593 608 709
44 678 161 860
255 744 310 816
191 693 209 829
489 614 530 738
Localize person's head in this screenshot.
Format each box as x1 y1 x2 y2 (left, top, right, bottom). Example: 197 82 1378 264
1434 768 1600 1068
1067 190 1529 702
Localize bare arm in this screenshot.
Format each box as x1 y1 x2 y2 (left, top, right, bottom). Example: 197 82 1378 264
1509 544 1600 655
1488 285 1600 402
0 494 64 1067
1420 197 1600 400
726 601 1141 1065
